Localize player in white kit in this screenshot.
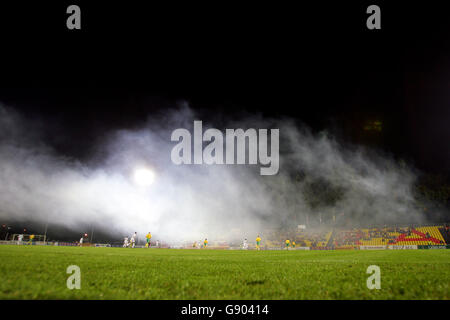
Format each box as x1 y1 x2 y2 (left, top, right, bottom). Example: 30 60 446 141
123 237 129 248
130 232 137 248
243 238 248 250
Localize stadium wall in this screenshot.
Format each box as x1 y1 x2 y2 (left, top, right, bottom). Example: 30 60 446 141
359 245 387 250
418 245 450 249
388 245 418 250
0 240 449 250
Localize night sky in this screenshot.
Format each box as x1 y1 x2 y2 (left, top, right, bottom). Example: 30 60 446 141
0 2 449 238
1 2 448 174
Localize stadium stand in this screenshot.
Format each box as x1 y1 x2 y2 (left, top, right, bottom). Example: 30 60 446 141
330 225 447 247
438 225 450 243
263 224 449 249
295 230 331 248
394 226 445 245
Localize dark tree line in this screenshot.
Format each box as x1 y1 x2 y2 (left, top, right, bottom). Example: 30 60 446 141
414 174 450 214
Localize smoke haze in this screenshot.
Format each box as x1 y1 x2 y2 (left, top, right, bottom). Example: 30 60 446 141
0 102 425 243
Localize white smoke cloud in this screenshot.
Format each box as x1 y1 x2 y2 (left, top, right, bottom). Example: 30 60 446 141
0 102 425 243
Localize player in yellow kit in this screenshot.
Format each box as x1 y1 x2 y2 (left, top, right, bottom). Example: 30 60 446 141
285 239 290 250
145 232 152 248
29 234 35 245
292 241 296 249
203 238 208 248
256 235 261 250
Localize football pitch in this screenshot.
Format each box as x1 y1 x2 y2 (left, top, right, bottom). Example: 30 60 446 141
0 245 449 300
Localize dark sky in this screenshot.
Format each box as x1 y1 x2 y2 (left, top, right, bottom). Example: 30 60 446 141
0 1 449 174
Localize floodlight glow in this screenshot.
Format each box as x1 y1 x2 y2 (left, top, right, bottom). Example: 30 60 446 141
133 168 155 187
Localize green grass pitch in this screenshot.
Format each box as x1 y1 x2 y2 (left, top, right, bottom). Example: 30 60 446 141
0 245 449 299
